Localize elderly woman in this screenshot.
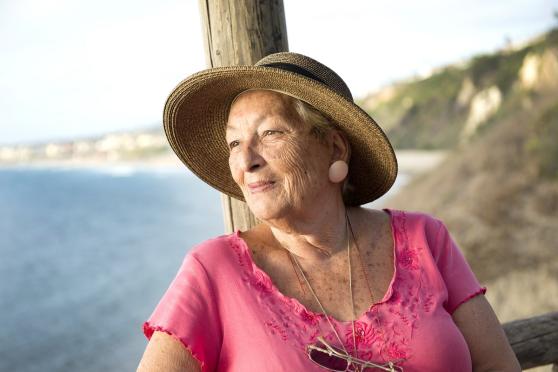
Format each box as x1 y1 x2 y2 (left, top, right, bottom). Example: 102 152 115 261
137 53 520 371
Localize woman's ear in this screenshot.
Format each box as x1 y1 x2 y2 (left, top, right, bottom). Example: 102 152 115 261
329 129 351 163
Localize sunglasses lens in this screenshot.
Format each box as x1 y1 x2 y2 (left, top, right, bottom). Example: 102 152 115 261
309 348 349 371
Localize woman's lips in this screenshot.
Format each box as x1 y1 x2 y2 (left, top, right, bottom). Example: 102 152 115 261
247 181 275 193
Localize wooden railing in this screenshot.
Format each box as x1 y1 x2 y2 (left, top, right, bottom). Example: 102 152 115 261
503 311 558 370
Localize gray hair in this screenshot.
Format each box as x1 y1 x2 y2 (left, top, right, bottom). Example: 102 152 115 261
289 97 335 141
289 97 352 164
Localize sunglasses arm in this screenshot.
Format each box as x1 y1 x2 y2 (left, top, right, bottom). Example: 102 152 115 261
313 337 404 372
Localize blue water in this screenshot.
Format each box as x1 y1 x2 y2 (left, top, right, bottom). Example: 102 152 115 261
0 165 408 372
0 166 223 372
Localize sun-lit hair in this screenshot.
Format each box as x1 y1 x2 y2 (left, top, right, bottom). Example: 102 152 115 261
289 97 335 142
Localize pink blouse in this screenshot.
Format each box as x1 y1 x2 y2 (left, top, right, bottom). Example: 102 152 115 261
143 209 486 371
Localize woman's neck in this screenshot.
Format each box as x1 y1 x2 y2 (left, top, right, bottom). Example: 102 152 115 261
264 199 354 264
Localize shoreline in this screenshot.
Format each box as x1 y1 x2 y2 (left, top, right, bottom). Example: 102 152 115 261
0 153 185 171
0 150 448 174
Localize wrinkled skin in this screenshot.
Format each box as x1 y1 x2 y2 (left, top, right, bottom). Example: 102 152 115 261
226 90 345 225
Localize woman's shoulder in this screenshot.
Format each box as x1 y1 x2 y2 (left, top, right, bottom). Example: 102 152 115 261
383 208 442 227
376 207 446 239
360 207 442 228
349 207 443 240
383 208 460 257
186 232 240 267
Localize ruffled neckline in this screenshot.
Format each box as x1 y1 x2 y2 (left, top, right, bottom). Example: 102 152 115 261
230 208 400 325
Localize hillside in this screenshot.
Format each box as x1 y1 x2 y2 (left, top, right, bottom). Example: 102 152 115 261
383 28 558 325
360 28 558 150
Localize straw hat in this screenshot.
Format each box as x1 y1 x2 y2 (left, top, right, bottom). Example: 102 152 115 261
164 52 397 206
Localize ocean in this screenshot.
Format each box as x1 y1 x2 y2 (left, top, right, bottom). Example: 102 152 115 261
0 165 408 371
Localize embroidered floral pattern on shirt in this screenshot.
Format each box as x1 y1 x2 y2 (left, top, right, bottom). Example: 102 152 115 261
265 320 288 341
344 321 379 348
292 300 320 326
385 341 407 360
398 247 419 270
231 210 438 366
230 239 246 267
250 269 274 293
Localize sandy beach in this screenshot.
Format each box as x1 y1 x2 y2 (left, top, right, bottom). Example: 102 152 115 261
0 149 448 175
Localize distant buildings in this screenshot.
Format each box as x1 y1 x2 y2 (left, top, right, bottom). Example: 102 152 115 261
0 130 170 163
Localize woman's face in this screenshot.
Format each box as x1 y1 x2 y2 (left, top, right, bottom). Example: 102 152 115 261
225 90 334 221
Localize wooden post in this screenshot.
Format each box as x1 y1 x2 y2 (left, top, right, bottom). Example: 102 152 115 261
198 0 289 233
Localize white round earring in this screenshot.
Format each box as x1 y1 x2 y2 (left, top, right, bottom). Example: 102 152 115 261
328 160 348 183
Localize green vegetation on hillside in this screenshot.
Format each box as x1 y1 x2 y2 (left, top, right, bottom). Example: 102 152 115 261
361 27 558 150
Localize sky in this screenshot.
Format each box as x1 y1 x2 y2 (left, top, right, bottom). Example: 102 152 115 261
0 0 555 146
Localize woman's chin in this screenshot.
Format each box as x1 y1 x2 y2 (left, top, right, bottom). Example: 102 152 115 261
246 196 288 221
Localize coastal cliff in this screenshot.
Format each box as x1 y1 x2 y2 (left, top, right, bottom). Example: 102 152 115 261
381 28 558 325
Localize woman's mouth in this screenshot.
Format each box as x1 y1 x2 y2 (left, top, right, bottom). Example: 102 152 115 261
247 181 275 193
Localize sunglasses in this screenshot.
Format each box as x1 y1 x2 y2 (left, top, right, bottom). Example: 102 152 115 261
306 336 405 372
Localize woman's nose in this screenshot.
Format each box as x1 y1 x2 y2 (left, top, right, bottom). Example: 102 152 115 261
238 143 264 172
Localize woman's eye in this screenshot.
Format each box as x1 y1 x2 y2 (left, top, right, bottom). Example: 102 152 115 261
228 140 239 150
262 130 282 137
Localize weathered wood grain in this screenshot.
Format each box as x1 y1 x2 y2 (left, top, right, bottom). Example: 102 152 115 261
503 311 558 369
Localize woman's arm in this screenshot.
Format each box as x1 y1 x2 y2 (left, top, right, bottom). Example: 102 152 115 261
137 331 202 372
452 295 521 372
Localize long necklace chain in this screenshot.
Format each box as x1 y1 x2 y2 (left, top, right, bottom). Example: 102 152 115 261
346 215 375 304
287 213 364 360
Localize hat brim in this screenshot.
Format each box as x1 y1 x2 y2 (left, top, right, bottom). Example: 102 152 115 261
164 66 398 206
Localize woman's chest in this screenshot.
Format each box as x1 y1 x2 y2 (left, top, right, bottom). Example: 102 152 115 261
225 212 472 371
255 235 395 322
247 213 396 322
224 273 470 372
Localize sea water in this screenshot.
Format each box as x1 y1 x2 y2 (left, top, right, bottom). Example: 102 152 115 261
0 165 407 371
